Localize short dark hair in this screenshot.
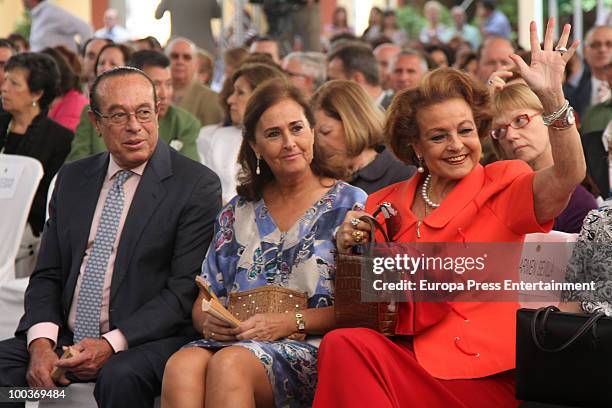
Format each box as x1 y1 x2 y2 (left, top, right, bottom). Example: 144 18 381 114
237 80 341 201
81 37 113 57
0 39 16 52
89 67 157 115
479 0 496 11
94 43 133 76
7 33 29 51
231 62 285 89
5 52 59 111
135 36 162 51
425 44 454 66
328 44 380 86
128 50 170 70
41 47 80 95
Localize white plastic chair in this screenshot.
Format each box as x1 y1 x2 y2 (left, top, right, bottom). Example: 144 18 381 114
0 155 43 341
518 231 578 308
0 154 43 285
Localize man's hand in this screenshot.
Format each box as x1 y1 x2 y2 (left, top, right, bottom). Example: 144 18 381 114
54 338 114 380
27 338 62 387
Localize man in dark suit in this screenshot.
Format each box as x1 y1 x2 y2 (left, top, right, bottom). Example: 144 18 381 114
582 129 610 199
0 67 221 408
563 26 611 118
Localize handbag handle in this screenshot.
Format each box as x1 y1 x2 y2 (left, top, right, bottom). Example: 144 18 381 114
359 215 390 243
531 306 605 352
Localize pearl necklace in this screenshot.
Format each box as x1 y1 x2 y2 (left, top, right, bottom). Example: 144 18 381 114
421 174 441 208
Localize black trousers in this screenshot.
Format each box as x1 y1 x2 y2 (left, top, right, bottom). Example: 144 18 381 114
0 332 195 408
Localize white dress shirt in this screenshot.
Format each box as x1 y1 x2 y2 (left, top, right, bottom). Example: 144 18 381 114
94 25 132 44
30 2 93 52
197 124 242 204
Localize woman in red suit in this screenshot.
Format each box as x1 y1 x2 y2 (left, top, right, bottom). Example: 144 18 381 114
313 19 585 408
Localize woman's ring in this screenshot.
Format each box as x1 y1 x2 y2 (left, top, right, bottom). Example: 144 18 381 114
350 218 360 227
352 230 364 243
555 46 567 55
211 332 215 338
487 79 494 86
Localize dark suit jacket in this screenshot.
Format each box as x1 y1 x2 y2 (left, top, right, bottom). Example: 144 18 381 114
16 141 222 347
563 65 592 119
351 145 416 195
582 130 609 199
0 113 73 235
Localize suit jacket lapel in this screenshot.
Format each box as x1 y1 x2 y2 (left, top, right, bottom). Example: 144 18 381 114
63 153 108 308
110 142 172 300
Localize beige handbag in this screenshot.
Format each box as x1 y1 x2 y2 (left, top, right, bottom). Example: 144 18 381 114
228 286 308 320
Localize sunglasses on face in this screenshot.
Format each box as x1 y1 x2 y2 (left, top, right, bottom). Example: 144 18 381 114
491 112 541 140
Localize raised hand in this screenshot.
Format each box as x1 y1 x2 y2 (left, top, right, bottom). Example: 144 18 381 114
486 69 514 92
509 18 579 111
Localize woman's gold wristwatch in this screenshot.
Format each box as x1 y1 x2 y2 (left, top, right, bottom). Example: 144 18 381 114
295 313 306 333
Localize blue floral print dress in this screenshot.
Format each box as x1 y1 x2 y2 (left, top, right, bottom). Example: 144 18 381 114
185 181 367 407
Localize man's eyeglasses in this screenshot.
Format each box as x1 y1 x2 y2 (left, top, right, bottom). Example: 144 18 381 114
169 52 193 61
587 41 612 50
94 108 155 125
490 112 541 140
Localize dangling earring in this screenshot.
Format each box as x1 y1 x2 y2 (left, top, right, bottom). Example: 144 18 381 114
416 156 425 173
32 100 37 107
255 155 261 175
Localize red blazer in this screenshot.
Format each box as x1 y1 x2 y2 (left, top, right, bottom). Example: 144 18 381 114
365 160 553 380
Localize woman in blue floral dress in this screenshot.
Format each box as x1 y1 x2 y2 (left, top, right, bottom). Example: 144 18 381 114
161 80 367 408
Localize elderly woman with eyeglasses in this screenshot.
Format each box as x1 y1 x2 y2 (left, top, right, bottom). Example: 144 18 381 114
489 82 598 233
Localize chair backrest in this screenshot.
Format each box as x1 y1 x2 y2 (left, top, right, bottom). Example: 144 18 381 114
518 231 578 307
0 154 43 284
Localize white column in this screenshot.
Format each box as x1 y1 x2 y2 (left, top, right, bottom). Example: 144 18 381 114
233 0 244 46
548 0 559 40
573 0 583 54
518 0 543 50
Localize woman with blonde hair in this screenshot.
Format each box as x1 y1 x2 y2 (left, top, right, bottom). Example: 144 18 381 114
490 82 597 233
311 80 415 193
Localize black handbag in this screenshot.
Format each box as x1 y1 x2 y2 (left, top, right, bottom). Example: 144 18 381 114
516 306 612 407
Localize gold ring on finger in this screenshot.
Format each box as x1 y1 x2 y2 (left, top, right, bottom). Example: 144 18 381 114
352 230 364 243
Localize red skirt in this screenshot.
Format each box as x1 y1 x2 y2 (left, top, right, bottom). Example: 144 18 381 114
312 328 519 408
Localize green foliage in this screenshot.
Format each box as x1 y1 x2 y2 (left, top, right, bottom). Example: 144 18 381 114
396 4 426 40
396 3 452 41
13 10 31 38
558 0 610 14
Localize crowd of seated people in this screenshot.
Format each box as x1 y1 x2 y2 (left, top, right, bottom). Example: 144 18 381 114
0 1 610 406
